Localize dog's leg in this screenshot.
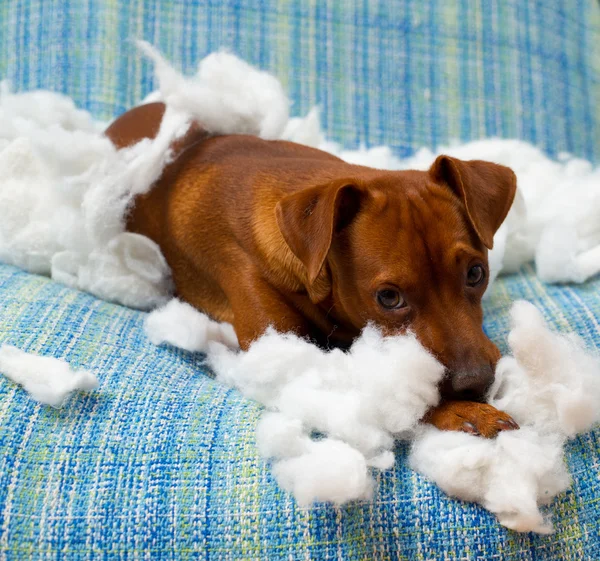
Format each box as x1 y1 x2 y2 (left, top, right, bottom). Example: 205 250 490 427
423 400 519 438
224 274 315 350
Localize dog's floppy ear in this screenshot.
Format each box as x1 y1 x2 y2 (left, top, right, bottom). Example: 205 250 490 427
429 155 517 249
276 180 363 284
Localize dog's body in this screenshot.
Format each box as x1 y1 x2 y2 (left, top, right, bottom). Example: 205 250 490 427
106 102 519 437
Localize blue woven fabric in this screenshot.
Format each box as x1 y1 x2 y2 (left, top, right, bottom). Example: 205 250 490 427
1 1 600 558
0 0 599 162
1 263 599 559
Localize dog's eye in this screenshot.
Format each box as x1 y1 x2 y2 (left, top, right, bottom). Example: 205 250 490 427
467 264 486 287
377 289 406 309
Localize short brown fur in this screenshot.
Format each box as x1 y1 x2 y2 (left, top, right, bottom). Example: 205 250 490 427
105 102 519 438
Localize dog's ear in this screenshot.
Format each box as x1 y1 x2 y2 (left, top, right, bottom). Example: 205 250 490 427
429 155 517 249
276 180 364 284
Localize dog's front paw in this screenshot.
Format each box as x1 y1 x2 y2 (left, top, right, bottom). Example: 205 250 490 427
423 400 519 438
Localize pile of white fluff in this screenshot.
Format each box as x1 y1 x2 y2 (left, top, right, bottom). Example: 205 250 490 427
0 41 289 310
144 298 600 533
410 301 600 533
1 43 600 533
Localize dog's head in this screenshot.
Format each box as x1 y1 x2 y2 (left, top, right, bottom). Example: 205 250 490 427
276 155 517 400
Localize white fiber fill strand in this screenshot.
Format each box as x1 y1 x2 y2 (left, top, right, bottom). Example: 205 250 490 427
145 298 239 352
0 345 99 408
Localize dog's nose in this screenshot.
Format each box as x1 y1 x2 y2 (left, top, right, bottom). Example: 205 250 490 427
450 364 495 401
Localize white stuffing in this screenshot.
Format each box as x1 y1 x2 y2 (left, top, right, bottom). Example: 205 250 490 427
145 298 239 352
206 326 443 458
0 41 291 309
491 301 600 436
136 41 289 139
271 439 374 506
1 43 600 532
211 326 441 503
144 298 600 532
51 233 173 310
409 427 569 534
146 301 443 504
409 300 600 533
0 94 176 309
256 412 376 505
0 344 99 408
255 412 310 459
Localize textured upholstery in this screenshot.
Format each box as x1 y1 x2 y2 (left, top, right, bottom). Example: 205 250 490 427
1 263 599 559
0 1 599 161
1 1 600 559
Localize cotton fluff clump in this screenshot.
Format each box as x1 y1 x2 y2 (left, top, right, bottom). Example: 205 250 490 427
136 40 289 139
144 301 444 504
492 301 600 435
409 300 600 533
0 345 99 408
255 413 376 505
0 42 291 309
0 81 103 134
272 439 375 506
0 104 181 309
207 327 444 457
409 427 569 534
145 298 239 352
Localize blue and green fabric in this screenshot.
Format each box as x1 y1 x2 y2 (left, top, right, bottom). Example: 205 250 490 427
1 1 599 559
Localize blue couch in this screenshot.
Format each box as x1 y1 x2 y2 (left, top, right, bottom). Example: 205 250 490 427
1 1 599 559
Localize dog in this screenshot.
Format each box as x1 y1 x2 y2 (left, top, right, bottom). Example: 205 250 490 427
105 102 519 438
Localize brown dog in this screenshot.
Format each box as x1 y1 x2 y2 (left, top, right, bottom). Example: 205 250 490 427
106 102 519 438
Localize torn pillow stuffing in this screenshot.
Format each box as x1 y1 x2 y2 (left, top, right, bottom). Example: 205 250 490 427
0 345 99 408
144 298 600 533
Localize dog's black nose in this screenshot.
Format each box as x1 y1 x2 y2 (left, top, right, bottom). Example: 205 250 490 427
451 364 495 401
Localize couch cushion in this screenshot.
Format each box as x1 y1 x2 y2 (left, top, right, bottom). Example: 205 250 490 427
0 262 599 559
